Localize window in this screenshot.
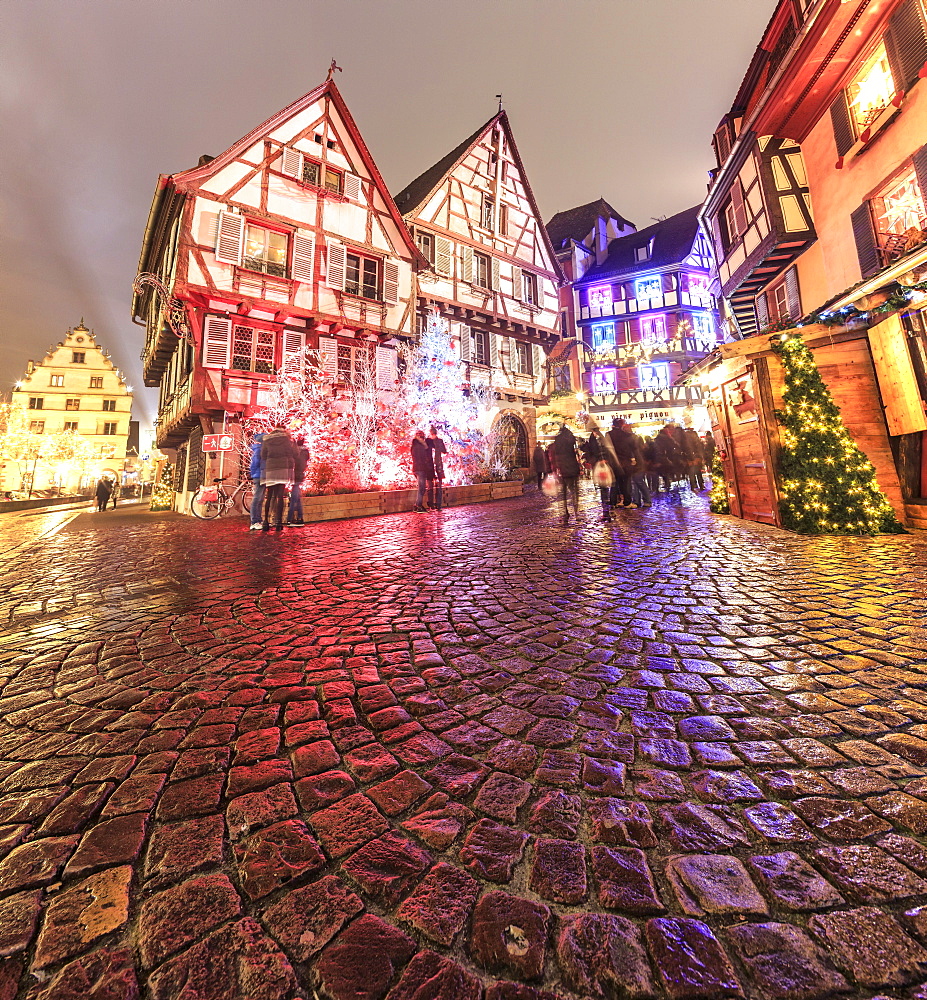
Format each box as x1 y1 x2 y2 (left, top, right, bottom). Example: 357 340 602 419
521 271 538 306
591 368 617 395
66 398 81 411
770 283 790 323
243 224 287 277
473 252 491 289
302 159 342 194
499 203 508 237
90 376 103 388
591 323 616 351
28 397 43 410
634 241 653 262
635 276 662 300
638 362 671 390
588 285 612 311
72 351 85 364
415 230 435 264
102 399 116 412
29 421 45 433
873 166 927 248
50 375 64 387
640 315 667 345
514 341 533 375
847 43 895 137
64 421 78 432
231 325 275 374
481 195 495 231
686 273 709 296
102 422 118 436
337 343 373 381
691 313 715 341
471 330 489 366
345 252 379 299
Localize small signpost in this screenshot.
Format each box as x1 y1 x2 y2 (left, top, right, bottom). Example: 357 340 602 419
202 434 234 452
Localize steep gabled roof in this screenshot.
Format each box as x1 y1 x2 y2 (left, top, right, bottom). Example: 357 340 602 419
579 205 703 283
545 199 635 252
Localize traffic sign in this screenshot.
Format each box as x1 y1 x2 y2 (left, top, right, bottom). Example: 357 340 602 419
202 434 234 452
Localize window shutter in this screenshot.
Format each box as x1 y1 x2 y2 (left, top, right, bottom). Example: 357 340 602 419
489 332 499 369
215 211 244 266
755 292 770 331
851 202 881 278
282 329 305 378
383 259 400 304
291 233 315 283
459 323 471 362
829 92 855 157
375 345 398 390
491 257 500 291
327 242 346 291
885 0 927 90
533 344 544 383
317 336 338 381
435 237 452 276
731 181 748 235
202 316 232 368
710 212 725 256
343 172 362 201
281 146 303 179
461 246 474 284
500 203 508 236
784 266 801 321
204 211 220 250
516 269 526 302
535 277 544 310
912 141 927 198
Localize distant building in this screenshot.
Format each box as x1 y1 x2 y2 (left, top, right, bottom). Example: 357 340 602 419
6 321 133 494
394 111 563 467
572 206 721 434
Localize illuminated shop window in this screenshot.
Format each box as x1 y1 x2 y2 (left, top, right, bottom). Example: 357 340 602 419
847 43 894 135
640 315 667 345
588 285 613 310
636 276 662 300
873 167 927 240
590 323 616 351
591 367 617 394
638 362 670 390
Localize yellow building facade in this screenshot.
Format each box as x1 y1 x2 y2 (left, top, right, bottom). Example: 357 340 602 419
6 322 133 494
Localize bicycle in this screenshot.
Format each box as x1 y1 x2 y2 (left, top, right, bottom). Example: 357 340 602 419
190 476 255 520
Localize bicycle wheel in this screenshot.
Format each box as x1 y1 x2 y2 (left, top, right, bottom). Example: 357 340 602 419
239 485 255 513
190 488 223 520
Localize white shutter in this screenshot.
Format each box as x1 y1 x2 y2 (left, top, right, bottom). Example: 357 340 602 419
318 336 338 381
203 211 220 250
535 277 545 309
281 147 303 179
202 316 232 368
489 332 499 369
435 237 452 276
282 329 305 378
215 211 244 266
491 257 500 291
459 323 471 362
461 246 474 285
516 269 526 302
375 345 398 390
343 172 362 201
533 345 544 384
383 259 400 304
327 242 346 291
291 233 315 283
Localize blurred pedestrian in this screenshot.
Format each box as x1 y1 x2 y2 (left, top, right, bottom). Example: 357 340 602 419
95 477 111 512
582 421 620 522
260 426 299 532
612 419 651 508
551 424 581 524
248 432 267 530
703 431 716 470
532 442 548 490
427 425 447 511
411 430 434 512
109 479 119 509
653 425 683 491
287 435 309 525
684 427 706 490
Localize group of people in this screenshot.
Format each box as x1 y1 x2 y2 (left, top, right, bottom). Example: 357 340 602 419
94 477 119 512
410 426 448 512
248 427 309 532
535 419 715 524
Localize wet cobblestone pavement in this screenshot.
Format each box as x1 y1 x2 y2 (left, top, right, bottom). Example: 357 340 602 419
2 487 927 999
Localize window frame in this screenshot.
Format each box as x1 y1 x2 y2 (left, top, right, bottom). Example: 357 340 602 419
72 351 86 364
89 376 103 388
28 397 43 410
63 421 78 432
344 250 381 300
521 270 539 306
590 323 616 352
473 251 491 289
242 222 289 278
50 375 64 387
514 341 533 376
66 398 81 411
102 422 118 436
471 329 489 366
29 420 45 434
230 324 276 376
101 399 117 412
481 195 495 232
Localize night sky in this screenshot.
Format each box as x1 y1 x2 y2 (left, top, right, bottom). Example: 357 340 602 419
1 0 774 431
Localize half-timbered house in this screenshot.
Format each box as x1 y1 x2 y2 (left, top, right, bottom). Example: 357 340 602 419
393 112 563 469
132 79 424 510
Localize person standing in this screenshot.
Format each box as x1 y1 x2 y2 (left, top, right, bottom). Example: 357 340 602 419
653 425 683 492
612 419 651 508
95 477 111 512
411 430 434 512
248 432 267 530
288 435 309 525
683 427 706 490
582 423 621 522
608 418 636 507
551 424 581 524
260 426 299 532
532 442 549 490
427 425 447 511
703 431 716 471
109 479 120 509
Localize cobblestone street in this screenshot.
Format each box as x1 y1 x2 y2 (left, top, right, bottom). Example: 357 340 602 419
3 488 927 999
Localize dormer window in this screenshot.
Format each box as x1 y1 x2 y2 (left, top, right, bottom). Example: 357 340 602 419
634 240 653 262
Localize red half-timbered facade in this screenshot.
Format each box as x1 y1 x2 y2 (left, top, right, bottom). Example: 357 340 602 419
393 112 563 466
132 79 424 503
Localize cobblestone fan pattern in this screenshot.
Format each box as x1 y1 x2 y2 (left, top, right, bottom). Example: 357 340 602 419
2 491 927 999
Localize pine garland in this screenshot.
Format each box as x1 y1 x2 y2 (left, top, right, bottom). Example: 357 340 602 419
771 335 905 535
708 451 730 514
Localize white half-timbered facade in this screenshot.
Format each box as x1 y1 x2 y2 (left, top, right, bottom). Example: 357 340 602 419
132 79 424 503
394 112 563 466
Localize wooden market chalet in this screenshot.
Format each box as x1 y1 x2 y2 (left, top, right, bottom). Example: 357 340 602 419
393 111 563 466
132 78 427 507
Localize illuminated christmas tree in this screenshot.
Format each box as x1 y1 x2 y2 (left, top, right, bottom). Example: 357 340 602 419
149 461 174 511
708 451 730 514
772 334 905 535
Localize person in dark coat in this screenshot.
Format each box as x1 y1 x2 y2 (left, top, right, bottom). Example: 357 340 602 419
703 431 716 470
411 430 434 512
582 423 621 522
683 427 706 490
611 420 651 508
653 425 683 491
248 432 267 530
260 426 299 531
550 424 581 524
95 477 111 512
287 436 309 524
427 425 448 511
532 443 549 490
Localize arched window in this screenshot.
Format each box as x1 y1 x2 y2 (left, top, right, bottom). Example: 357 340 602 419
495 414 529 469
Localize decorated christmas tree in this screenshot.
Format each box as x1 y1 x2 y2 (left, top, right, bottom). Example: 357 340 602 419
149 461 174 511
772 334 905 535
708 451 730 514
